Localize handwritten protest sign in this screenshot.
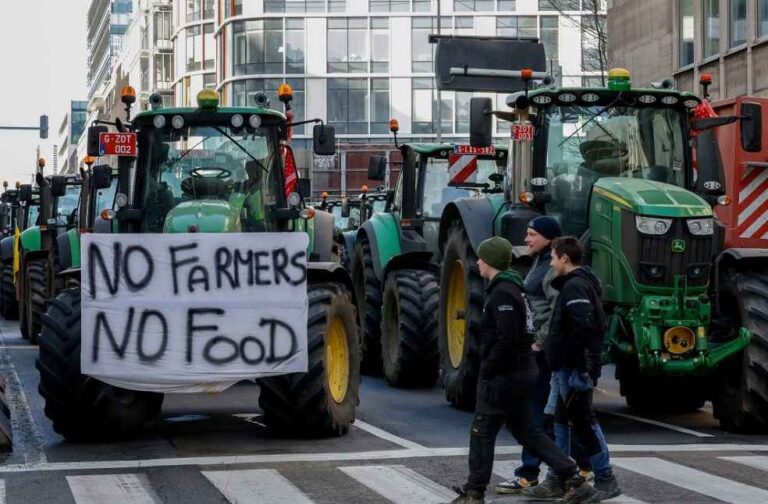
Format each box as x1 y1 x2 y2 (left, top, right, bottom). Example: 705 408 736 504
81 233 309 393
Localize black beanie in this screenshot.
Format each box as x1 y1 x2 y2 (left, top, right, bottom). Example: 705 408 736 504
528 216 562 241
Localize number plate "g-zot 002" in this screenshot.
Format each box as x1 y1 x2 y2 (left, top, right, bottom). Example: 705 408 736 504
99 132 137 156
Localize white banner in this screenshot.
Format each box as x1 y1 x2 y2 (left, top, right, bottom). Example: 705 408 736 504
81 233 309 393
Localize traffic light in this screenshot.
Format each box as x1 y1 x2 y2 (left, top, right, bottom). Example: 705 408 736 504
39 115 48 139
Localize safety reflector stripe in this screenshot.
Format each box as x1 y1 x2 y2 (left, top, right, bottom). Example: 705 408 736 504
448 154 478 184
740 207 768 238
203 469 314 504
66 474 162 504
738 166 768 203
339 465 456 503
613 457 768 504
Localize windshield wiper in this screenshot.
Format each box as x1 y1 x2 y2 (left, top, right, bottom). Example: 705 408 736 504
558 93 623 147
213 126 269 173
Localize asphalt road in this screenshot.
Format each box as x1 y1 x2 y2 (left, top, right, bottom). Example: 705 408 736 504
1 318 768 504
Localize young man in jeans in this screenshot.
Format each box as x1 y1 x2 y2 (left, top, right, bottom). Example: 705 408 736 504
451 237 596 504
524 237 621 501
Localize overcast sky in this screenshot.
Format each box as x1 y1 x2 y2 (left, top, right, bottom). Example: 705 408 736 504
0 1 88 184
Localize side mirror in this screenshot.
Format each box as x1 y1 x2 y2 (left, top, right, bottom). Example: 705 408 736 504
297 178 311 198
341 197 350 218
50 176 67 198
368 155 387 181
313 125 336 155
18 184 32 203
92 164 113 190
87 125 108 157
694 129 726 197
470 97 493 148
741 102 763 153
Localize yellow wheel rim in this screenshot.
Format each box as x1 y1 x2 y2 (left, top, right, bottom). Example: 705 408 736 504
326 315 350 404
446 260 467 369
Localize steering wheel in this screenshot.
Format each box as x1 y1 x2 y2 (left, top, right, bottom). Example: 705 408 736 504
190 167 232 179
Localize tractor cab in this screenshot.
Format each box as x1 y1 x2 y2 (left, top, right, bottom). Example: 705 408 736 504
0 183 20 239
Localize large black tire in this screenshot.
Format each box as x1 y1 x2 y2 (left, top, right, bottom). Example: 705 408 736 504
258 282 360 437
438 223 483 410
617 363 706 413
351 237 383 374
25 258 47 344
36 289 164 441
380 269 440 388
0 260 18 320
18 260 28 340
712 271 768 432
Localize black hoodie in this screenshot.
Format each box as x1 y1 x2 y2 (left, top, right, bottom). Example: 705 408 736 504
546 267 606 380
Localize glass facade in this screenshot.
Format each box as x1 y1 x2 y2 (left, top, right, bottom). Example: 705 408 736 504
760 0 768 38
70 101 88 146
328 78 390 134
703 0 720 58
679 0 694 66
730 0 747 47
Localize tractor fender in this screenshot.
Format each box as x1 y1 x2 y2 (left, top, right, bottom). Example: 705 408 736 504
714 248 768 315
0 236 14 261
310 208 335 263
56 266 81 282
438 198 498 256
19 226 42 253
382 251 437 281
57 231 73 271
357 213 402 281
339 230 357 261
307 262 355 302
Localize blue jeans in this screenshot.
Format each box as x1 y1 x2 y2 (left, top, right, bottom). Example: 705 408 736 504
552 368 613 479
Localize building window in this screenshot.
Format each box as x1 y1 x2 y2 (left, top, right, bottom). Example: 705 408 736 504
233 79 305 133
496 16 537 38
186 25 203 72
679 0 694 67
154 11 172 42
498 0 516 10
187 0 214 21
540 0 580 10
412 78 436 134
760 0 768 38
371 18 390 72
371 78 391 133
233 20 304 75
703 0 719 58
204 73 217 89
265 0 326 13
154 53 173 90
204 24 215 70
730 0 747 47
540 16 559 68
413 0 432 12
328 18 366 73
370 0 409 12
454 0 493 12
328 78 368 134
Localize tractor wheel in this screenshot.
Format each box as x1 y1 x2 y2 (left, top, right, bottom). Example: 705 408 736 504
617 364 706 413
18 260 28 340
351 237 383 374
380 269 440 388
439 222 483 410
25 258 47 344
712 271 768 433
258 282 360 437
0 259 17 320
35 289 164 441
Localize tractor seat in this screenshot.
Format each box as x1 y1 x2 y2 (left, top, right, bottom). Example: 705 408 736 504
181 177 228 199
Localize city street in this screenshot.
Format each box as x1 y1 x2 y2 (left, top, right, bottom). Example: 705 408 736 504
2 318 768 504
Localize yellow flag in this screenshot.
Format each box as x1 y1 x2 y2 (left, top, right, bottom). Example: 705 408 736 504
12 226 20 281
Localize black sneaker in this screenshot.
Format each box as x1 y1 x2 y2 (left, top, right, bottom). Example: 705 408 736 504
585 474 622 502
494 476 539 494
521 474 563 499
450 486 485 504
563 475 598 504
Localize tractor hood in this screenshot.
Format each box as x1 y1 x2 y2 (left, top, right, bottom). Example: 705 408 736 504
163 200 241 233
592 178 712 218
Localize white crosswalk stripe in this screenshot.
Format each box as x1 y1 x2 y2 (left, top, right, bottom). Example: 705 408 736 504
722 455 768 472
339 465 456 504
202 468 314 504
65 474 161 504
613 457 768 504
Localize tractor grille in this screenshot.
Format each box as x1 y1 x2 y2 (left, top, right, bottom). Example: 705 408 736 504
621 211 713 288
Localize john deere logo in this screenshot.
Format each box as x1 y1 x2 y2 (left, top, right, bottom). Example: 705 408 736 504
671 239 686 253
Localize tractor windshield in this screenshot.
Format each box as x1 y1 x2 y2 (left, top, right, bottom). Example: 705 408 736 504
55 184 81 227
542 105 687 236
141 124 278 232
94 176 118 215
422 157 498 218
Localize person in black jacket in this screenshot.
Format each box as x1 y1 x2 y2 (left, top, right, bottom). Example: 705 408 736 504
528 236 621 501
451 237 596 504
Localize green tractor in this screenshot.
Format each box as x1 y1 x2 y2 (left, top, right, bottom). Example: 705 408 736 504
35 86 360 441
0 184 40 322
437 67 768 430
16 173 82 342
351 123 507 387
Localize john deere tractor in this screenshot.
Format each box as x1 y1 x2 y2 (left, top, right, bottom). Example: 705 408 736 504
0 184 40 322
436 66 768 431
351 124 507 387
16 173 82 342
35 86 360 441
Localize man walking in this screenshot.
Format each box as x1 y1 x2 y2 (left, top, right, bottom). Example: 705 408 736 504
451 237 596 504
524 237 621 501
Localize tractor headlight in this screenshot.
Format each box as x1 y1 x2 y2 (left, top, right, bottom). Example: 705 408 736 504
686 218 714 235
635 216 672 235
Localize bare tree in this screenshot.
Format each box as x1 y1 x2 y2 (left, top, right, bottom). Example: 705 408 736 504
544 0 608 86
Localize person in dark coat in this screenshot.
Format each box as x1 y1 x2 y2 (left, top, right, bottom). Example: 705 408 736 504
525 236 621 501
451 237 596 504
